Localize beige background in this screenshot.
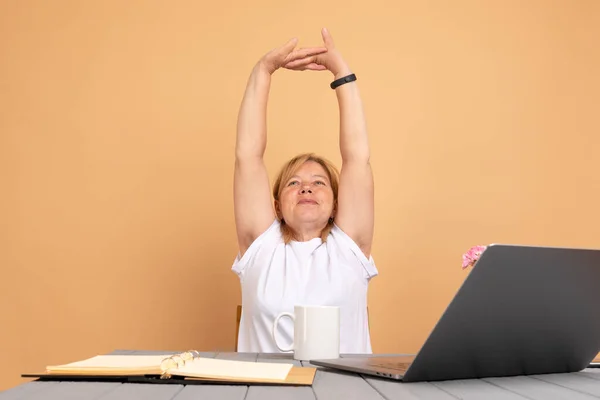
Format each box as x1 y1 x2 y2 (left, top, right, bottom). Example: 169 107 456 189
1 0 599 390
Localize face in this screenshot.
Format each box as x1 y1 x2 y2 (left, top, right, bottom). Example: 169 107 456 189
276 161 335 230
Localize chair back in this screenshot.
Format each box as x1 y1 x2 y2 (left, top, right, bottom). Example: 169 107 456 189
235 305 242 352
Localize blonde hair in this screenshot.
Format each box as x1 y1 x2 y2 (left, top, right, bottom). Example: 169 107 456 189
272 153 340 243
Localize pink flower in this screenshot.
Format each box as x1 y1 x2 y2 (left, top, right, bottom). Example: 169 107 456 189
462 245 487 269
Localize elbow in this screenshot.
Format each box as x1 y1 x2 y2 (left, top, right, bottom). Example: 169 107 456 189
341 147 370 165
235 142 266 161
235 149 265 163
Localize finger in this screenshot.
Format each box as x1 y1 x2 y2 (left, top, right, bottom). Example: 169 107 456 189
321 27 335 47
285 48 327 66
283 37 299 50
292 47 328 60
277 37 299 56
284 55 320 69
304 63 327 71
284 63 327 72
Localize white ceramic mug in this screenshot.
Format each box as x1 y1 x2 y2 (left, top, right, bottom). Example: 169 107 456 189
272 305 340 360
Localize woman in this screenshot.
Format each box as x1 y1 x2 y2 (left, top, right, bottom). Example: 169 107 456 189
232 28 377 354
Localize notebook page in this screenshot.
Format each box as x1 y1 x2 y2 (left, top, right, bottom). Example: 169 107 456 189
173 358 293 380
48 355 171 370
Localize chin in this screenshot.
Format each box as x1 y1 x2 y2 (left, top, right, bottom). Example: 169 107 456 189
293 215 328 225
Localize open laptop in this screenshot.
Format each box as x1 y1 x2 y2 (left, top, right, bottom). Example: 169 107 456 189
310 244 600 382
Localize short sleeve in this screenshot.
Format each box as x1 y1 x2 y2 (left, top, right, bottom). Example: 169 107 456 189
231 219 281 277
330 224 379 281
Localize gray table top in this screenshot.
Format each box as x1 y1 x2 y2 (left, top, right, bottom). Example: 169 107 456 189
3 349 600 399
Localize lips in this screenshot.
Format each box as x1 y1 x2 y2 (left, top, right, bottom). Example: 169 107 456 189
298 199 318 205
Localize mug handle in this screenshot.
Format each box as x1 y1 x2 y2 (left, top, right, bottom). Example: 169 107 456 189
272 312 294 352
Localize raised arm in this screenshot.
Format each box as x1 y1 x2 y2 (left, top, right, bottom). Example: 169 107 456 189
234 63 275 257
234 38 328 256
314 28 374 257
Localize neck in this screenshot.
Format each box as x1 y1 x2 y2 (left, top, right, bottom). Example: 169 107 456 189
289 222 325 242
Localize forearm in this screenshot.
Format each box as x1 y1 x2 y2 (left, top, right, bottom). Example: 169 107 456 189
235 64 272 160
334 68 370 163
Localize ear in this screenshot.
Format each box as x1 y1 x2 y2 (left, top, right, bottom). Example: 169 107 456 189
274 200 282 219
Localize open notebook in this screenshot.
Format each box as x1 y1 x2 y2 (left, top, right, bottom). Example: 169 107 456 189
23 351 316 386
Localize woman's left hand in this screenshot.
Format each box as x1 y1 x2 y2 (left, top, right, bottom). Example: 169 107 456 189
284 28 351 78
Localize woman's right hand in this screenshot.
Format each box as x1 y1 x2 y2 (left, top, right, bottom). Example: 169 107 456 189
258 38 328 75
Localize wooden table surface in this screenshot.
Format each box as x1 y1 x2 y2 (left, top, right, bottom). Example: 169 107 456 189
3 349 600 399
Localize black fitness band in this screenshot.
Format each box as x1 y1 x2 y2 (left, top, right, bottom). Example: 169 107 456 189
330 73 357 89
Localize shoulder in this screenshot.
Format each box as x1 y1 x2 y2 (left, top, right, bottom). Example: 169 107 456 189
327 223 379 281
232 219 282 276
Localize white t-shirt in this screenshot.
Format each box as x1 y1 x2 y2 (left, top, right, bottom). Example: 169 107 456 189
232 219 378 354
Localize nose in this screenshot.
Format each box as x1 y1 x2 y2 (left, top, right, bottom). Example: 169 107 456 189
300 186 312 194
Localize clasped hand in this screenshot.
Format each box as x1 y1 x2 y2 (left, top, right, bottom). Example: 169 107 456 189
258 28 351 79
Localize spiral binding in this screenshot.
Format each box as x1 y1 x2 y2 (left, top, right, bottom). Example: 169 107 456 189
159 350 201 379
